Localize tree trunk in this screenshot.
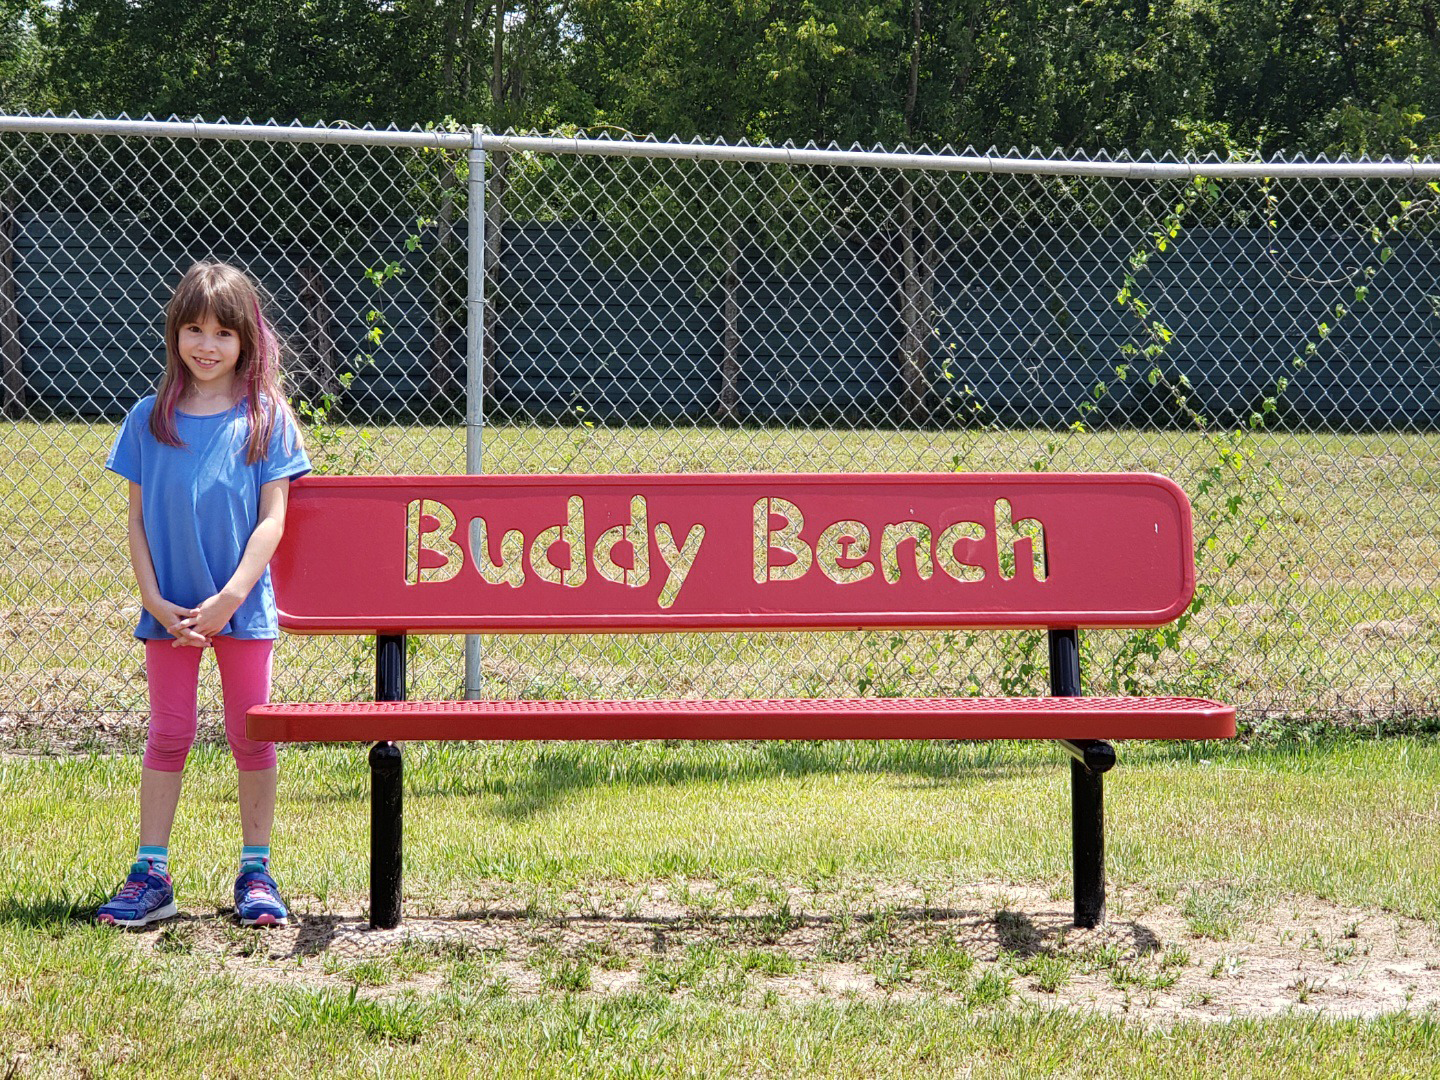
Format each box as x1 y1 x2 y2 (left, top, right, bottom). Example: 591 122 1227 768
429 158 460 413
0 188 23 419
482 0 510 403
895 174 931 424
718 227 742 424
293 251 336 410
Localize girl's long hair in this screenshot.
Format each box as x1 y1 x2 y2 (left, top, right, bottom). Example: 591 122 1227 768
150 261 299 464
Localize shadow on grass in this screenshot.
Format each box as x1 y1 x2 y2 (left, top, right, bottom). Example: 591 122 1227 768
278 902 1162 966
0 894 103 929
302 732 1299 823
303 739 1068 823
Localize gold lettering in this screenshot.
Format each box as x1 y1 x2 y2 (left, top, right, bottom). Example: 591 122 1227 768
594 495 651 587
936 521 986 583
816 520 874 584
880 522 933 584
759 497 812 583
469 517 525 588
530 495 587 587
405 498 463 585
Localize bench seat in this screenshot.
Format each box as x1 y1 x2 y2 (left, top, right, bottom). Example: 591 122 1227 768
249 695 1236 743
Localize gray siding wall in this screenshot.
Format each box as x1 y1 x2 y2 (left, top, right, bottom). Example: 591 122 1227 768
9 212 1440 428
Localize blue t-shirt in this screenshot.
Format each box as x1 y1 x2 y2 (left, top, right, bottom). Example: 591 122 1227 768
106 395 312 640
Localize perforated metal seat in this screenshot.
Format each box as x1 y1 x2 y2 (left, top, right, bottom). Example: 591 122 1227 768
249 694 1235 743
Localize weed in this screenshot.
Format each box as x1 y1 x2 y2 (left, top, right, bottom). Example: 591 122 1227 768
278 986 425 1044
1078 943 1124 974
994 909 1040 954
740 949 798 976
968 968 1012 1006
1291 977 1323 1003
645 944 723 993
1325 941 1358 964
449 957 505 990
410 938 496 964
753 898 801 944
548 959 593 992
1182 885 1250 940
920 942 977 993
1210 955 1244 979
1020 953 1071 993
579 940 630 972
1161 946 1191 969
1108 962 1141 990
1148 969 1179 990
343 959 394 987
867 951 918 989
221 923 261 958
859 905 898 948
704 966 749 1004
818 921 862 963
154 923 195 956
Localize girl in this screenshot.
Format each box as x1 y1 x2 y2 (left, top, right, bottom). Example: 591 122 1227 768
99 261 311 928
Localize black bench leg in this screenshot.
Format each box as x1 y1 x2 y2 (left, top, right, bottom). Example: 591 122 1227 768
1050 627 1110 929
1071 756 1105 928
369 741 403 930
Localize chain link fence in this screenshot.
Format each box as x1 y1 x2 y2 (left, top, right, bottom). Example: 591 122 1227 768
1 116 1437 736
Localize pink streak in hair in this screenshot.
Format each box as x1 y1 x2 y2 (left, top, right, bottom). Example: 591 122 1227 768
243 299 282 464
153 370 186 446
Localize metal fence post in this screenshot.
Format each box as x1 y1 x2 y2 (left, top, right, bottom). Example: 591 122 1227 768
464 126 487 700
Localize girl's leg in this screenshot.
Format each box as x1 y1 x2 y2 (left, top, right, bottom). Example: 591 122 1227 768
237 767 277 848
214 637 290 926
99 643 199 925
139 640 203 846
138 768 186 848
213 636 277 846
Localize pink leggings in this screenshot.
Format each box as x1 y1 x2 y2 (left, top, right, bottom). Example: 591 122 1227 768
144 637 277 772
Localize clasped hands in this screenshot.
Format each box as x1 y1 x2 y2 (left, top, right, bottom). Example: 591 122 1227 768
147 591 243 648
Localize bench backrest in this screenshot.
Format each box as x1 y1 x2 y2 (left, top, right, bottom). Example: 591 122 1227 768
271 473 1194 635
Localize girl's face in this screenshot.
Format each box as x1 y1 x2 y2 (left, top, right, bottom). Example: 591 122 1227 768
177 312 242 397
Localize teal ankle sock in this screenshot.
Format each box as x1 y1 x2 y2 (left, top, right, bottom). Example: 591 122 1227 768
240 845 270 873
137 845 169 877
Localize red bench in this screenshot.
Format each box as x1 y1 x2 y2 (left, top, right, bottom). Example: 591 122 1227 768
248 472 1235 929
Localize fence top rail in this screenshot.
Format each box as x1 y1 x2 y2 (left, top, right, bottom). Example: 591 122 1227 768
4 113 1440 180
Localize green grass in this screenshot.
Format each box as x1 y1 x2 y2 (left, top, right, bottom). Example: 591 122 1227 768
7 977 1440 1077
4 737 1440 917
3 735 1440 1073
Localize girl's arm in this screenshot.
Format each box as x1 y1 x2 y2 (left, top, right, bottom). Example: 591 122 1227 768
126 482 207 647
188 478 292 639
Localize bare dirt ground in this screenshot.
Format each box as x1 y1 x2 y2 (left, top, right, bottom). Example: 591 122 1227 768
110 880 1440 1024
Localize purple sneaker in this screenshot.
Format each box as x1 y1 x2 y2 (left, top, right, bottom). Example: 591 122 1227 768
234 863 289 927
97 862 178 927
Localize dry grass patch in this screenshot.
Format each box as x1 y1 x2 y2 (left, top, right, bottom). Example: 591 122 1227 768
94 878 1440 1025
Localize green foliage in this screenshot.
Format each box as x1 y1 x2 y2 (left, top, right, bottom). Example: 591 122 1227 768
7 0 1438 158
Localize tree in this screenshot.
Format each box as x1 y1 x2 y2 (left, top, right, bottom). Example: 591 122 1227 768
42 0 419 123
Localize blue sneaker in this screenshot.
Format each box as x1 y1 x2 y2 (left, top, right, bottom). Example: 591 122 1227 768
234 863 289 927
97 862 178 927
